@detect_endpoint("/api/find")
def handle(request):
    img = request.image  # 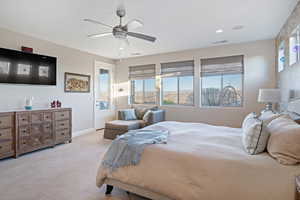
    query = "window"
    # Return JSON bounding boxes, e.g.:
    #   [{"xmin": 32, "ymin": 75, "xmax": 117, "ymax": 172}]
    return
[
  {"xmin": 97, "ymin": 69, "xmax": 110, "ymax": 110},
  {"xmin": 129, "ymin": 64, "xmax": 156, "ymax": 104},
  {"xmin": 278, "ymin": 41, "xmax": 285, "ymax": 72},
  {"xmin": 161, "ymin": 60, "xmax": 194, "ymax": 105},
  {"xmin": 131, "ymin": 79, "xmax": 156, "ymax": 104},
  {"xmin": 289, "ymin": 26, "xmax": 300, "ymax": 66},
  {"xmin": 201, "ymin": 55, "xmax": 244, "ymax": 107}
]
